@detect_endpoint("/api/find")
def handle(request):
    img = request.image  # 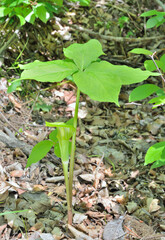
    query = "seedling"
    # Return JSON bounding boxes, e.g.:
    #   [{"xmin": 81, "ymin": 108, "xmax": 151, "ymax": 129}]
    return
[
  {"xmin": 14, "ymin": 40, "xmax": 159, "ymax": 224},
  {"xmin": 129, "ymin": 48, "xmax": 165, "ymax": 169}
]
